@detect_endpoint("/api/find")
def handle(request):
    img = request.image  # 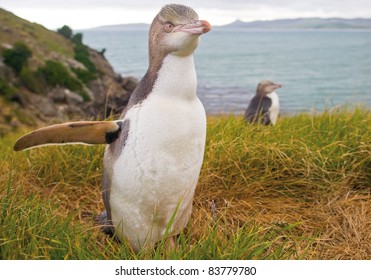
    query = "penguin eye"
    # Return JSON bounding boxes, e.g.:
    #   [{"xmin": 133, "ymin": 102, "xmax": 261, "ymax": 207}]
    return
[{"xmin": 164, "ymin": 22, "xmax": 175, "ymax": 33}]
